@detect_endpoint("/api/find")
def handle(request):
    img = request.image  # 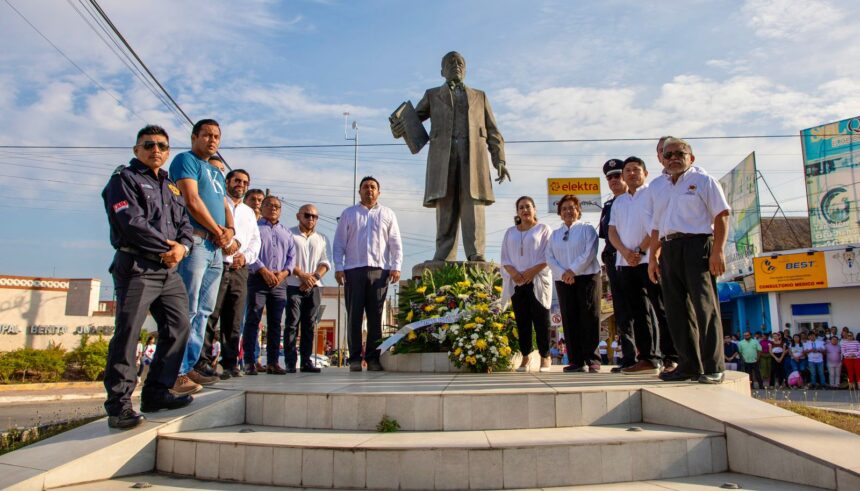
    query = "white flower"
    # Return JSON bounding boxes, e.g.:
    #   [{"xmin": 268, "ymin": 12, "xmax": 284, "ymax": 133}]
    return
[{"xmin": 471, "ymin": 333, "xmax": 478, "ymax": 340}]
